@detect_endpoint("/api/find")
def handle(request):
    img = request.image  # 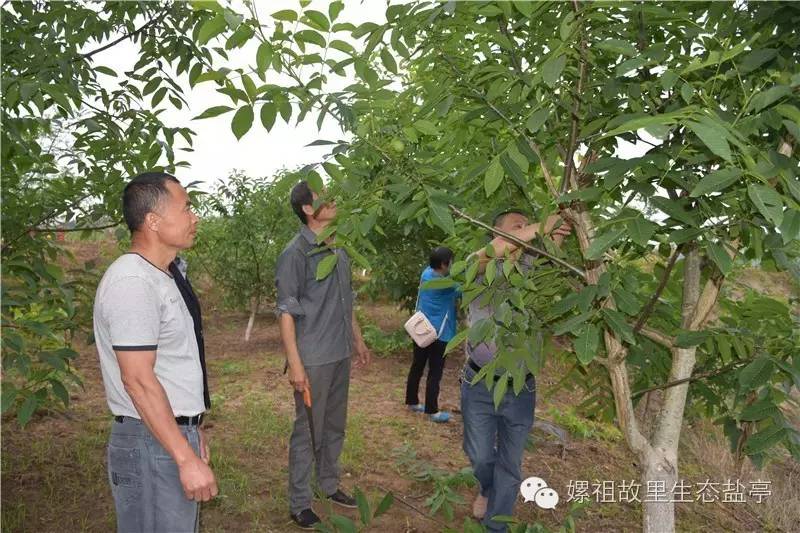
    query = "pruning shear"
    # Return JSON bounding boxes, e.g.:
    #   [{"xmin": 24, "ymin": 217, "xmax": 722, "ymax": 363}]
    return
[{"xmin": 303, "ymin": 383, "xmax": 317, "ymax": 457}]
